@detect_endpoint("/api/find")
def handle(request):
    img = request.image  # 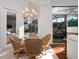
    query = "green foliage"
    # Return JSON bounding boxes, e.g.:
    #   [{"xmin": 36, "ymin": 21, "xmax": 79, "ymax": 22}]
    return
[
  {"xmin": 24, "ymin": 19, "xmax": 38, "ymax": 33},
  {"xmin": 68, "ymin": 18, "xmax": 78, "ymax": 27}
]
